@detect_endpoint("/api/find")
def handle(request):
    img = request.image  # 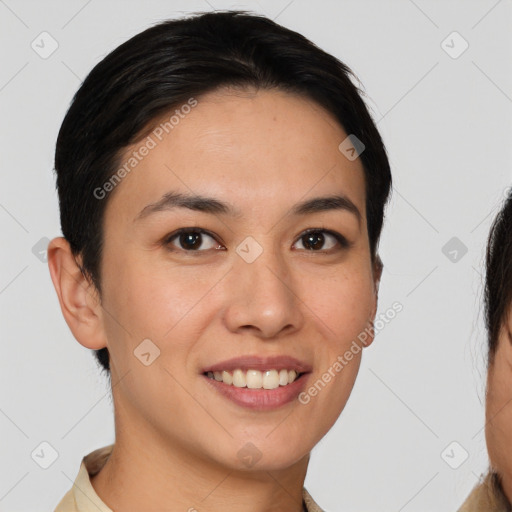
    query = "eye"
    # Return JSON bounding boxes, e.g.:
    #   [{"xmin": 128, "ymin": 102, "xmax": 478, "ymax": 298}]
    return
[
  {"xmin": 164, "ymin": 228, "xmax": 224, "ymax": 253},
  {"xmin": 163, "ymin": 227, "xmax": 350, "ymax": 254},
  {"xmin": 293, "ymin": 229, "xmax": 350, "ymax": 252}
]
